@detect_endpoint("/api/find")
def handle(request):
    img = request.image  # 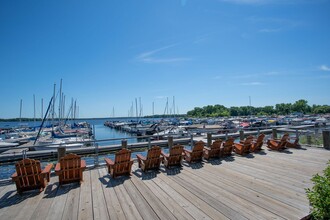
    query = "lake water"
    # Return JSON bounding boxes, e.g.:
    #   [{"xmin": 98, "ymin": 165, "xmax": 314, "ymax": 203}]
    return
[{"xmin": 0, "ymin": 118, "xmax": 172, "ymax": 180}]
